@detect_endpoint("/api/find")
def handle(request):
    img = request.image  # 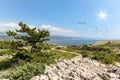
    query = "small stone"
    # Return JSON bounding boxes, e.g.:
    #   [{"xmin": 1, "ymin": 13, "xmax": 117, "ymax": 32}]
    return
[
  {"xmin": 50, "ymin": 76, "xmax": 59, "ymax": 80},
  {"xmin": 39, "ymin": 75, "xmax": 49, "ymax": 80},
  {"xmin": 30, "ymin": 76, "xmax": 40, "ymax": 80},
  {"xmin": 109, "ymin": 73, "xmax": 117, "ymax": 78}
]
